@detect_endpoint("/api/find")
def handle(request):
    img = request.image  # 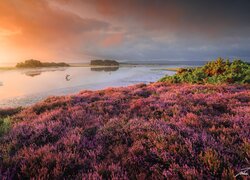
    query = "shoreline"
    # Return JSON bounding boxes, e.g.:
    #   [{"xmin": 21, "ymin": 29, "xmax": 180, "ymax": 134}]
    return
[
  {"xmin": 0, "ymin": 65, "xmax": 178, "ymax": 108},
  {"xmin": 0, "ymin": 58, "xmax": 249, "ymax": 178},
  {"xmin": 0, "ymin": 64, "xmax": 180, "ymax": 71}
]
